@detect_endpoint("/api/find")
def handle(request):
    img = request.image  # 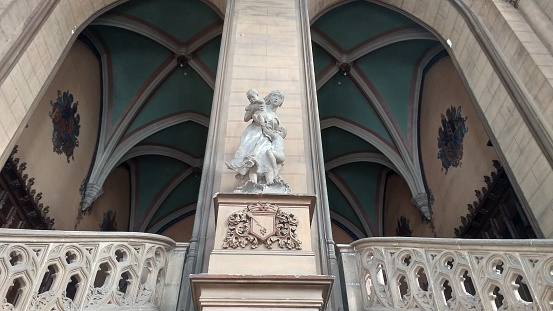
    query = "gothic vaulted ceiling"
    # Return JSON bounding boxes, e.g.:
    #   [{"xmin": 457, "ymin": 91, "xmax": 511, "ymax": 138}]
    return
[
  {"xmin": 84, "ymin": 0, "xmax": 222, "ymax": 232},
  {"xmin": 312, "ymin": 1, "xmax": 446, "ymax": 238}
]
